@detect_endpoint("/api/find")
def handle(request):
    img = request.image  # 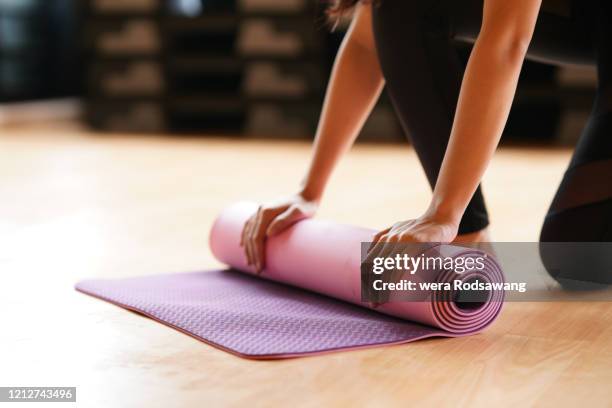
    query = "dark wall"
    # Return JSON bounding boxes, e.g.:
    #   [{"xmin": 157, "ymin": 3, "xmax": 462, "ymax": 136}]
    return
[{"xmin": 0, "ymin": 0, "xmax": 79, "ymax": 102}]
